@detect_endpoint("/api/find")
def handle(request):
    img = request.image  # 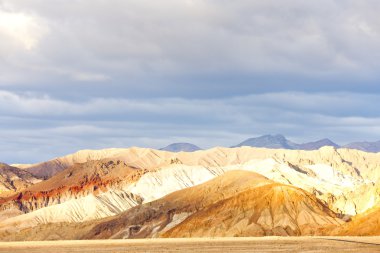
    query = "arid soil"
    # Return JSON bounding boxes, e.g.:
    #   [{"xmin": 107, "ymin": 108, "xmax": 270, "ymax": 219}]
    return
[{"xmin": 0, "ymin": 237, "xmax": 378, "ymax": 253}]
